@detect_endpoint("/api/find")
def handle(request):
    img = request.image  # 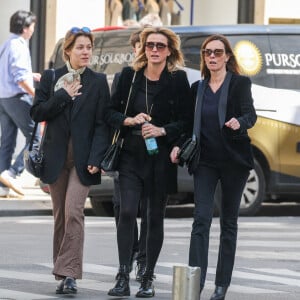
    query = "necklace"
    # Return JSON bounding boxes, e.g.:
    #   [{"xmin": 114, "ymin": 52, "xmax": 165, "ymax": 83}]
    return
[{"xmin": 145, "ymin": 76, "xmax": 153, "ymax": 117}]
